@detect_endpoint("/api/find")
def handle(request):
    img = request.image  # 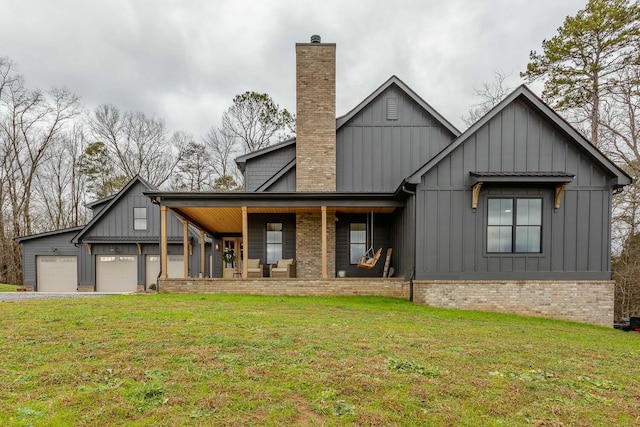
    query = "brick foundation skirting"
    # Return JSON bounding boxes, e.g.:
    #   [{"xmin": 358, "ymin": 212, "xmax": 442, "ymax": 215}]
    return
[
  {"xmin": 413, "ymin": 280, "xmax": 614, "ymax": 327},
  {"xmin": 159, "ymin": 278, "xmax": 409, "ymax": 299}
]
